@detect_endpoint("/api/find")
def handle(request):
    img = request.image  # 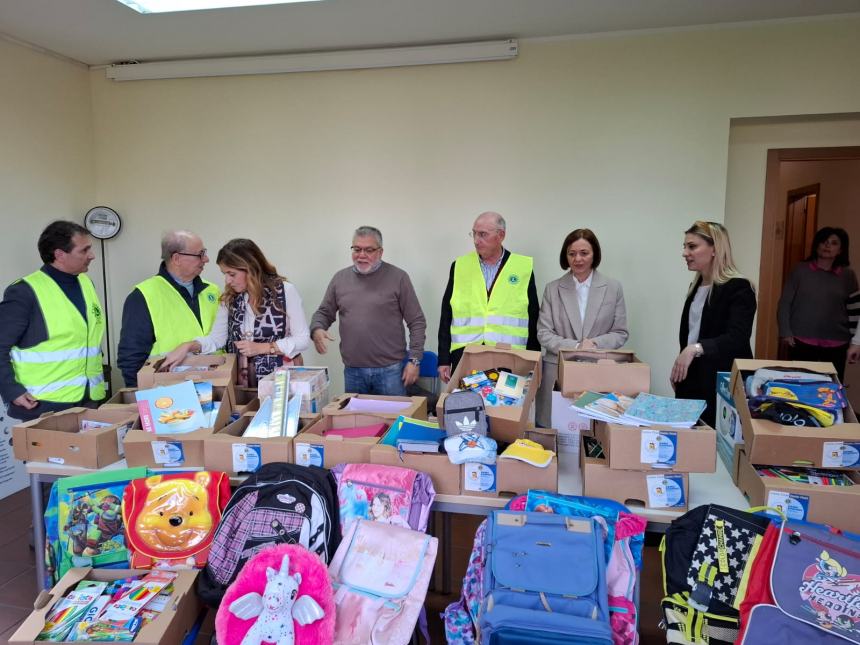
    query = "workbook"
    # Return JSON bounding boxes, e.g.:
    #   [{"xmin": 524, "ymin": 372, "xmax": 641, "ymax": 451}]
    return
[
  {"xmin": 136, "ymin": 381, "xmax": 206, "ymax": 434},
  {"xmin": 621, "ymin": 393, "xmax": 705, "ymax": 428},
  {"xmin": 396, "ymin": 423, "xmax": 446, "ymax": 453}
]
